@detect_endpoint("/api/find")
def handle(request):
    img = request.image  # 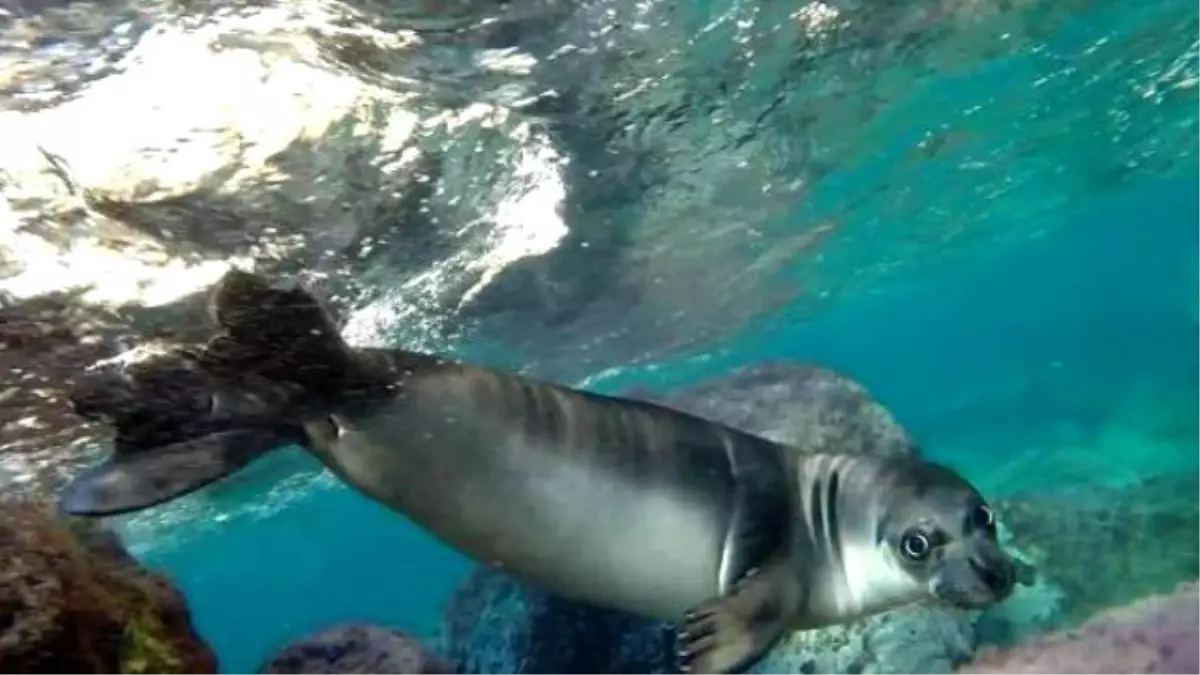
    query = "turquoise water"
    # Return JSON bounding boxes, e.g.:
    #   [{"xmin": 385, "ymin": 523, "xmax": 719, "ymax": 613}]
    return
[
  {"xmin": 137, "ymin": 472, "xmax": 474, "ymax": 670},
  {"xmin": 122, "ymin": 174, "xmax": 1198, "ymax": 673}
]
